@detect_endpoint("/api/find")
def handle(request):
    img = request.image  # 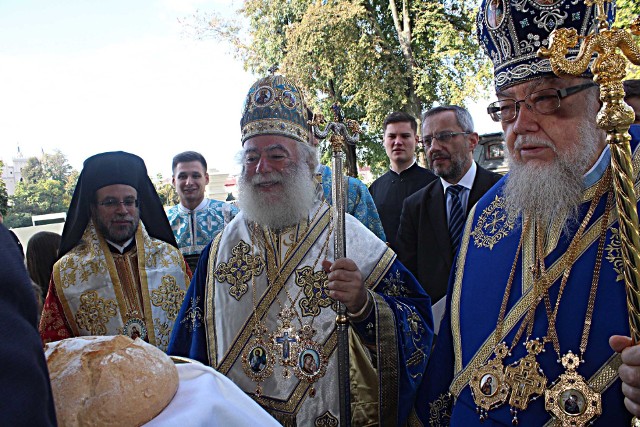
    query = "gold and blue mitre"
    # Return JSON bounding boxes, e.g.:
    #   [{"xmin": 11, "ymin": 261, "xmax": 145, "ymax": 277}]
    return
[
  {"xmin": 476, "ymin": 0, "xmax": 616, "ymax": 91},
  {"xmin": 240, "ymin": 74, "xmax": 309, "ymax": 145}
]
